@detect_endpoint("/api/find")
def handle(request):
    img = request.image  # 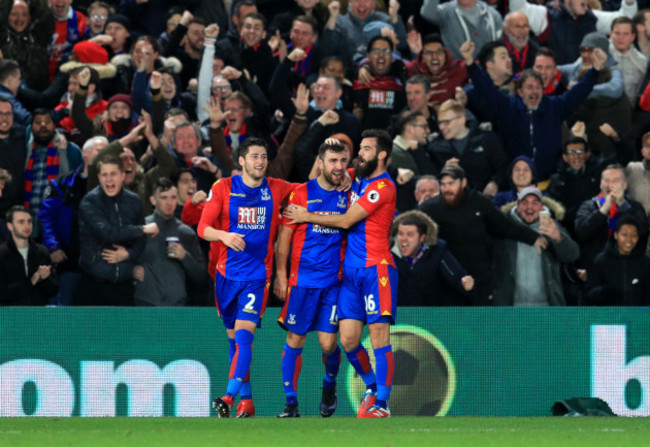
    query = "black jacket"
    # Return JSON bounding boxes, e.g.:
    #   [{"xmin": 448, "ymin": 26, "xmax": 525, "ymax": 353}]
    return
[
  {"xmin": 427, "ymin": 126, "xmax": 509, "ymax": 191},
  {"xmin": 547, "ymin": 159, "xmax": 603, "ymax": 237},
  {"xmin": 78, "ymin": 186, "xmax": 146, "ymax": 282},
  {"xmin": 574, "ymin": 195, "xmax": 648, "ymax": 268},
  {"xmin": 586, "ymin": 240, "xmax": 650, "ymax": 306},
  {"xmin": 393, "ymin": 238, "xmax": 471, "ymax": 306},
  {"xmin": 0, "ymin": 238, "xmax": 58, "ymax": 305},
  {"xmin": 419, "ymin": 189, "xmax": 539, "ymax": 302}
]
